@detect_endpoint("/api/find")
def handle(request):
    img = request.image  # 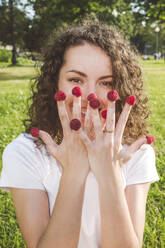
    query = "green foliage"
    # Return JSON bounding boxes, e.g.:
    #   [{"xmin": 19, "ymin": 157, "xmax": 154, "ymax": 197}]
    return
[
  {"xmin": 0, "ymin": 1, "xmax": 30, "ymax": 48},
  {"xmin": 0, "ymin": 62, "xmax": 164, "ymax": 247},
  {"xmin": 25, "ymin": 0, "xmax": 135, "ymax": 51},
  {"xmin": 0, "ymin": 49, "xmax": 11, "ymax": 62},
  {"xmin": 0, "ymin": 0, "xmax": 164, "ymax": 54},
  {"xmin": 17, "ymin": 57, "xmax": 35, "ymax": 65},
  {"xmin": 132, "ymin": 0, "xmax": 165, "ymax": 24},
  {"xmin": 25, "ymin": 0, "xmax": 165, "ymax": 53}
]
